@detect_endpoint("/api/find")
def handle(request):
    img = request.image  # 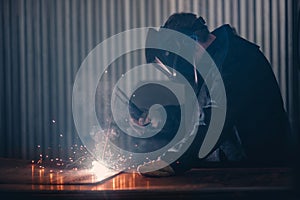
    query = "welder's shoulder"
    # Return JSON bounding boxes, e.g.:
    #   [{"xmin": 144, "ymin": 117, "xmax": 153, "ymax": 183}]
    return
[
  {"xmin": 214, "ymin": 24, "xmax": 260, "ymax": 54},
  {"xmin": 228, "ymin": 27, "xmax": 258, "ymax": 48}
]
